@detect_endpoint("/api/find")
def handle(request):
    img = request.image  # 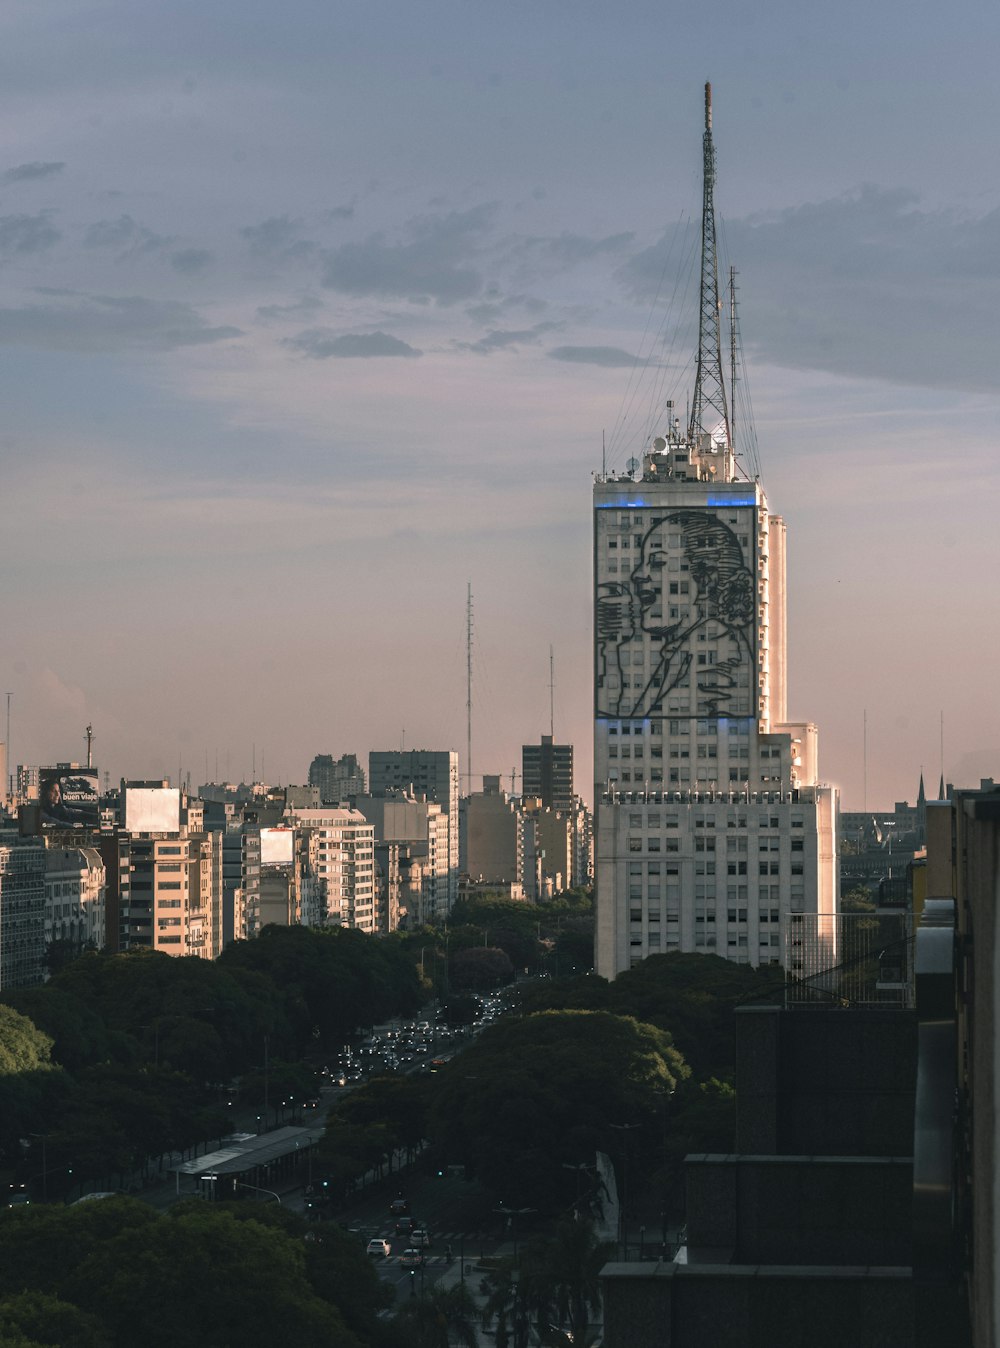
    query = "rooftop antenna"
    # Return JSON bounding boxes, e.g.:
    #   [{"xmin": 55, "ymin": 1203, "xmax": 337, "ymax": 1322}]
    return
[
  {"xmin": 5, "ymin": 693, "xmax": 10, "ymax": 802},
  {"xmin": 939, "ymin": 710, "xmax": 945, "ymax": 798},
  {"xmin": 549, "ymin": 645, "xmax": 555, "ymax": 739},
  {"xmin": 602, "ymin": 429, "xmax": 606, "ymax": 478},
  {"xmin": 729, "ymin": 265, "xmax": 737, "ymax": 457},
  {"xmin": 688, "ymin": 82, "xmax": 731, "ymax": 458},
  {"xmin": 85, "ymin": 723, "xmax": 94, "ymax": 770},
  {"xmin": 466, "ymin": 582, "xmax": 473, "ymax": 796}
]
